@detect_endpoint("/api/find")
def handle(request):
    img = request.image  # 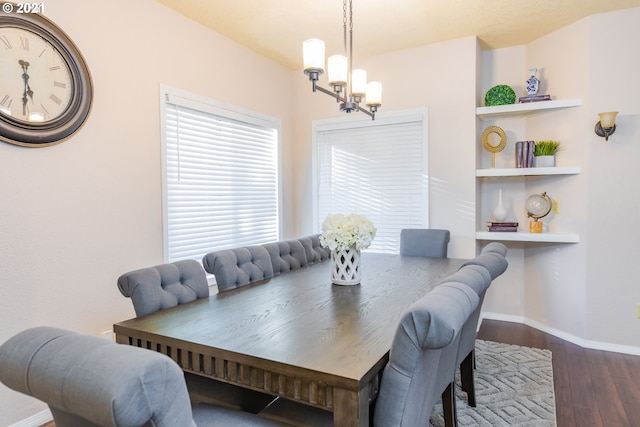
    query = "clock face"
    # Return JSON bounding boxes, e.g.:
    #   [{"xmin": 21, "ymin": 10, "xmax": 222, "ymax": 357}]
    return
[
  {"xmin": 0, "ymin": 26, "xmax": 74, "ymax": 123},
  {"xmin": 0, "ymin": 11, "xmax": 92, "ymax": 147}
]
